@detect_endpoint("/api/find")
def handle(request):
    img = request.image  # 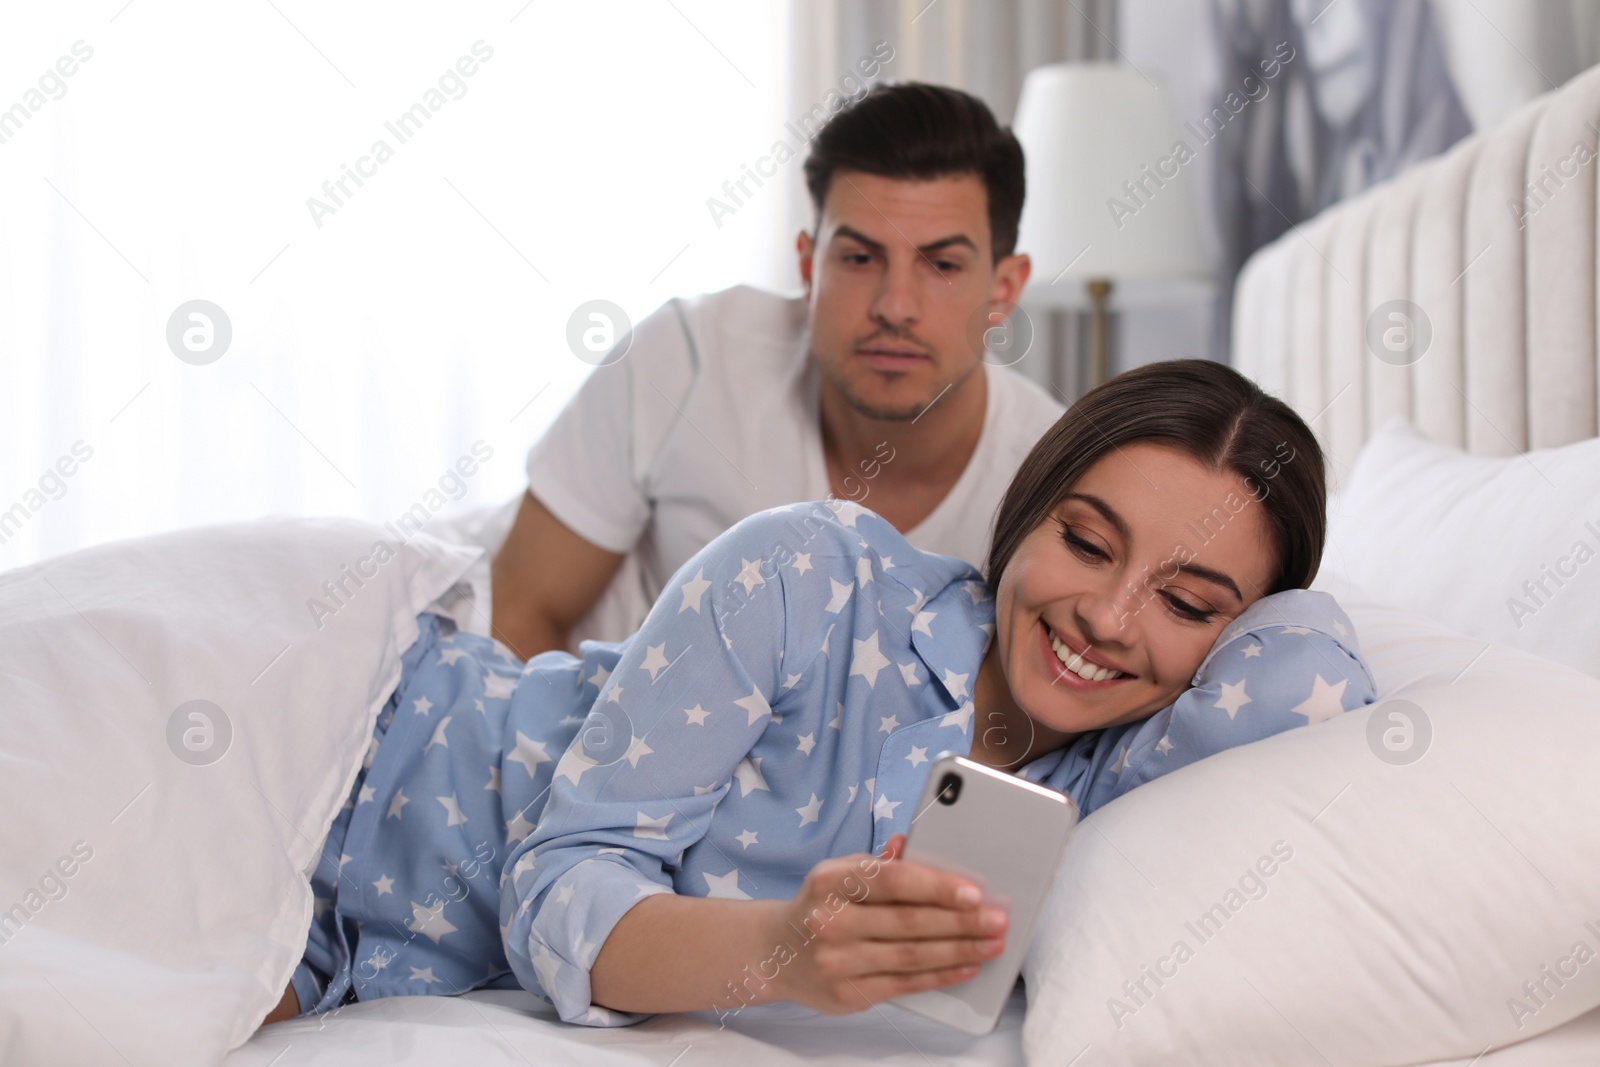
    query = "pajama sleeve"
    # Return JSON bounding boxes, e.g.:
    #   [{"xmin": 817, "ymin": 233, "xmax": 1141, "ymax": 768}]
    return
[
  {"xmin": 498, "ymin": 508, "xmax": 799, "ymax": 1026},
  {"xmin": 1044, "ymin": 588, "xmax": 1377, "ymax": 817}
]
